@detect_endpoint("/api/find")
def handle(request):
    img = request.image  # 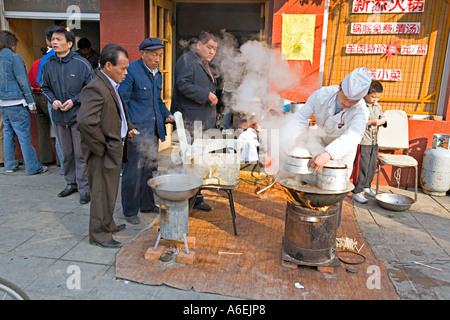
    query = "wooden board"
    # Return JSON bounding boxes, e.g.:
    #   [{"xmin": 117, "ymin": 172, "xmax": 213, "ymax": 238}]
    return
[{"xmin": 115, "ymin": 179, "xmax": 400, "ymax": 300}]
